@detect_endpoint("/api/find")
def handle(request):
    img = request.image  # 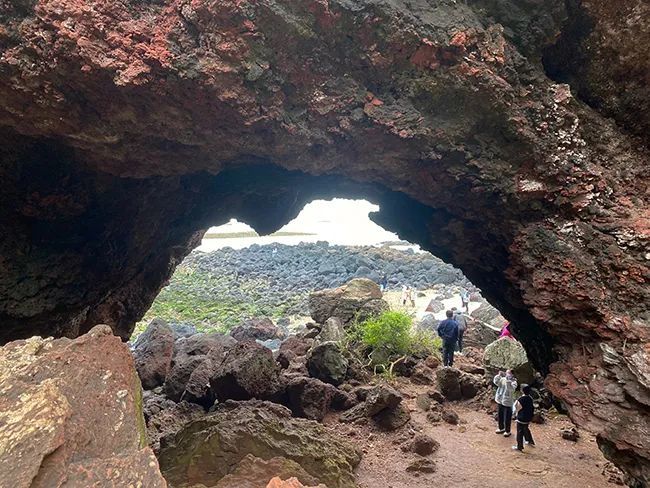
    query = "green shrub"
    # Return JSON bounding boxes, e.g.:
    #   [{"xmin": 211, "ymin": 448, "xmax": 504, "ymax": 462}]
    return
[
  {"xmin": 348, "ymin": 310, "xmax": 442, "ymax": 369},
  {"xmin": 362, "ymin": 310, "xmax": 412, "ymax": 358}
]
